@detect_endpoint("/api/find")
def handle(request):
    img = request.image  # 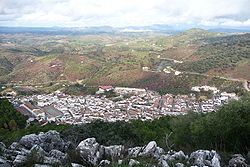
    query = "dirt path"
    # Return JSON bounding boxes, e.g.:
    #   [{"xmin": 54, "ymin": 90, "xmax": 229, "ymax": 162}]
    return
[{"xmin": 243, "ymin": 81, "xmax": 250, "ymax": 91}]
